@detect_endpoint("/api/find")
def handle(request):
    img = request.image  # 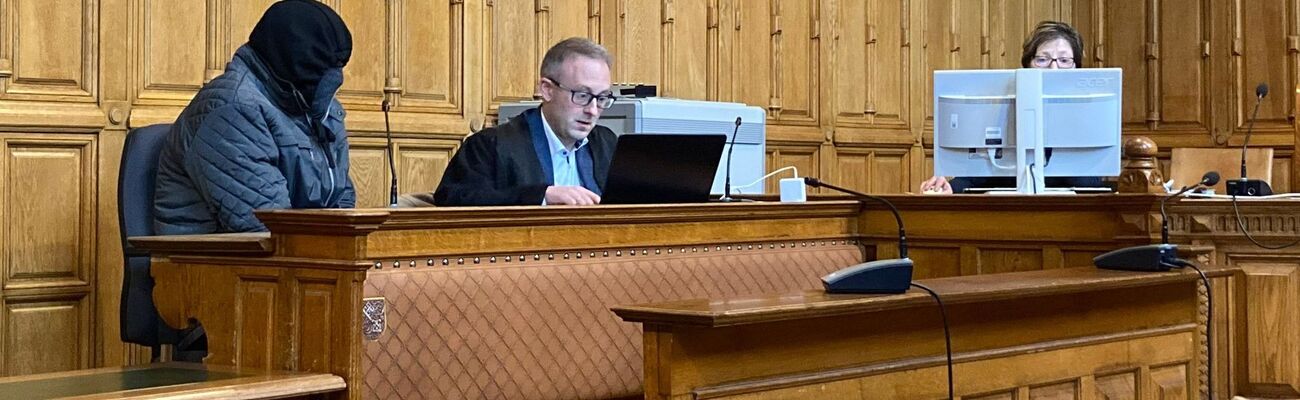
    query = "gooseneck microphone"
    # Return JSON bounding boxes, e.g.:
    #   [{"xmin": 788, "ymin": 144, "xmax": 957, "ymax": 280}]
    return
[
  {"xmin": 804, "ymin": 177, "xmax": 952, "ymax": 400},
  {"xmin": 382, "ymin": 100, "xmax": 398, "ymax": 207},
  {"xmin": 1097, "ymin": 171, "xmax": 1221, "ymax": 400},
  {"xmin": 718, "ymin": 117, "xmax": 743, "ymax": 201},
  {"xmin": 1094, "ymin": 170, "xmax": 1218, "ymax": 271},
  {"xmin": 1161, "ymin": 171, "xmax": 1220, "ymax": 244},
  {"xmin": 1241, "ymin": 83, "xmax": 1267, "ymax": 179},
  {"xmin": 803, "ymin": 177, "xmax": 911, "ymax": 292},
  {"xmin": 1229, "ymin": 83, "xmax": 1272, "ymax": 196}
]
